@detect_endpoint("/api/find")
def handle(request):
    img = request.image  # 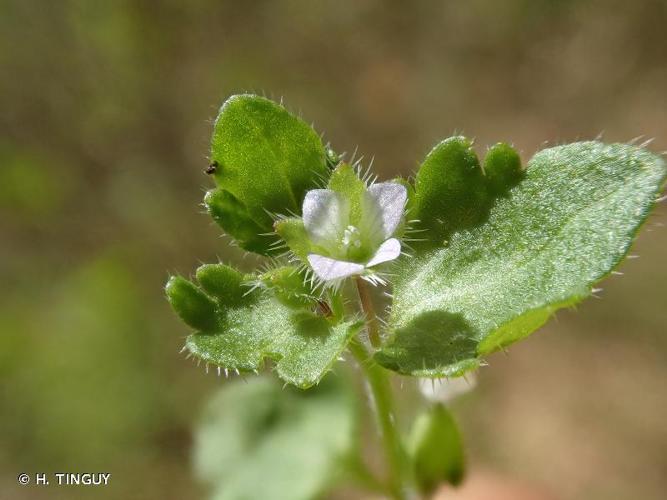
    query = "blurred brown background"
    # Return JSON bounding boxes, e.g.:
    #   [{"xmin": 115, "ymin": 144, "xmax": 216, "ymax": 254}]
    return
[{"xmin": 1, "ymin": 1, "xmax": 665, "ymax": 499}]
